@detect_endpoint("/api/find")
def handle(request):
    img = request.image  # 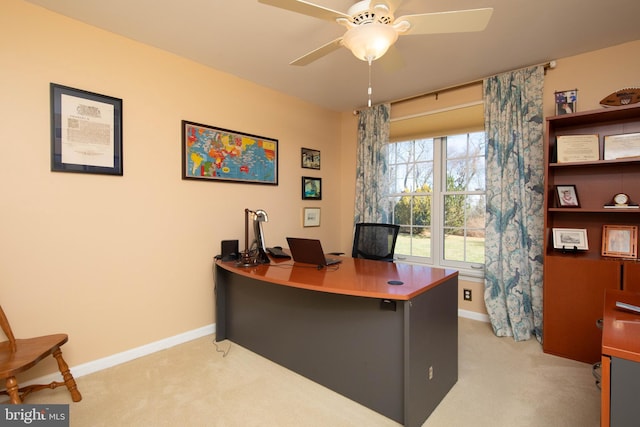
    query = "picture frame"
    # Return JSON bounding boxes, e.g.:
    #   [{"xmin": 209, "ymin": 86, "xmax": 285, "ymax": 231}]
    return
[
  {"xmin": 555, "ymin": 134, "xmax": 599, "ymax": 163},
  {"xmin": 552, "ymin": 228, "xmax": 589, "ymax": 250},
  {"xmin": 303, "ymin": 207, "xmax": 321, "ymax": 227},
  {"xmin": 301, "ymin": 147, "xmax": 320, "ymax": 170},
  {"xmin": 50, "ymin": 83, "xmax": 123, "ymax": 175},
  {"xmin": 181, "ymin": 120, "xmax": 278, "ymax": 185},
  {"xmin": 555, "ymin": 89, "xmax": 577, "ymax": 116},
  {"xmin": 302, "ymin": 176, "xmax": 321, "ymax": 200},
  {"xmin": 555, "ymin": 185, "xmax": 580, "ymax": 207},
  {"xmin": 603, "ymin": 132, "xmax": 640, "ymax": 160},
  {"xmin": 601, "ymin": 225, "xmax": 638, "ymax": 258}
]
